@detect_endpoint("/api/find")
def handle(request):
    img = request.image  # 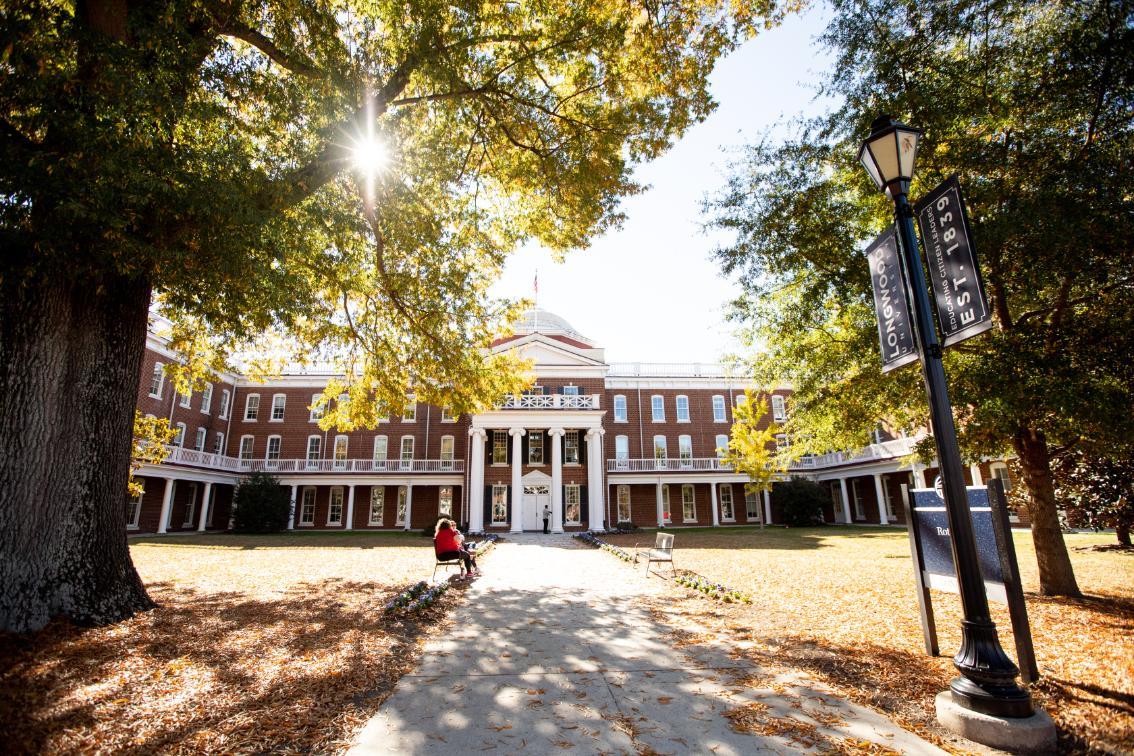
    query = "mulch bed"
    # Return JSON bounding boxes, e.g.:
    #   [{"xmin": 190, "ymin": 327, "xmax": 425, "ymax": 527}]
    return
[
  {"xmin": 0, "ymin": 533, "xmax": 472, "ymax": 754},
  {"xmin": 604, "ymin": 527, "xmax": 1134, "ymax": 754}
]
